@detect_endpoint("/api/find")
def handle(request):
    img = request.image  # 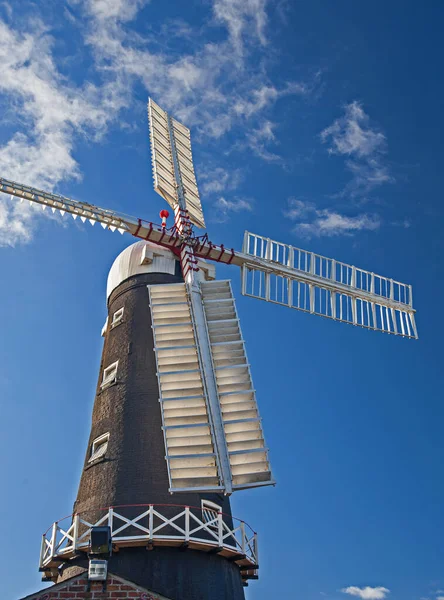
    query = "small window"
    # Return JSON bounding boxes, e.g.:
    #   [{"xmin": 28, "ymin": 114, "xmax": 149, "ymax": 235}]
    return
[
  {"xmin": 101, "ymin": 361, "xmax": 118, "ymax": 389},
  {"xmin": 111, "ymin": 307, "xmax": 124, "ymax": 328},
  {"xmin": 89, "ymin": 433, "xmax": 109, "ymax": 463},
  {"xmin": 201, "ymin": 500, "xmax": 221, "ymax": 530}
]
